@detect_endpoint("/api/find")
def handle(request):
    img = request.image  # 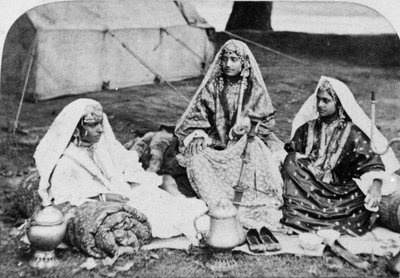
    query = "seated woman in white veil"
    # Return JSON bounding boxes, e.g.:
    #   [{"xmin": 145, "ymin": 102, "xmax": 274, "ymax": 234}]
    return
[
  {"xmin": 34, "ymin": 98, "xmax": 207, "ymax": 243},
  {"xmin": 175, "ymin": 40, "xmax": 285, "ymax": 231}
]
